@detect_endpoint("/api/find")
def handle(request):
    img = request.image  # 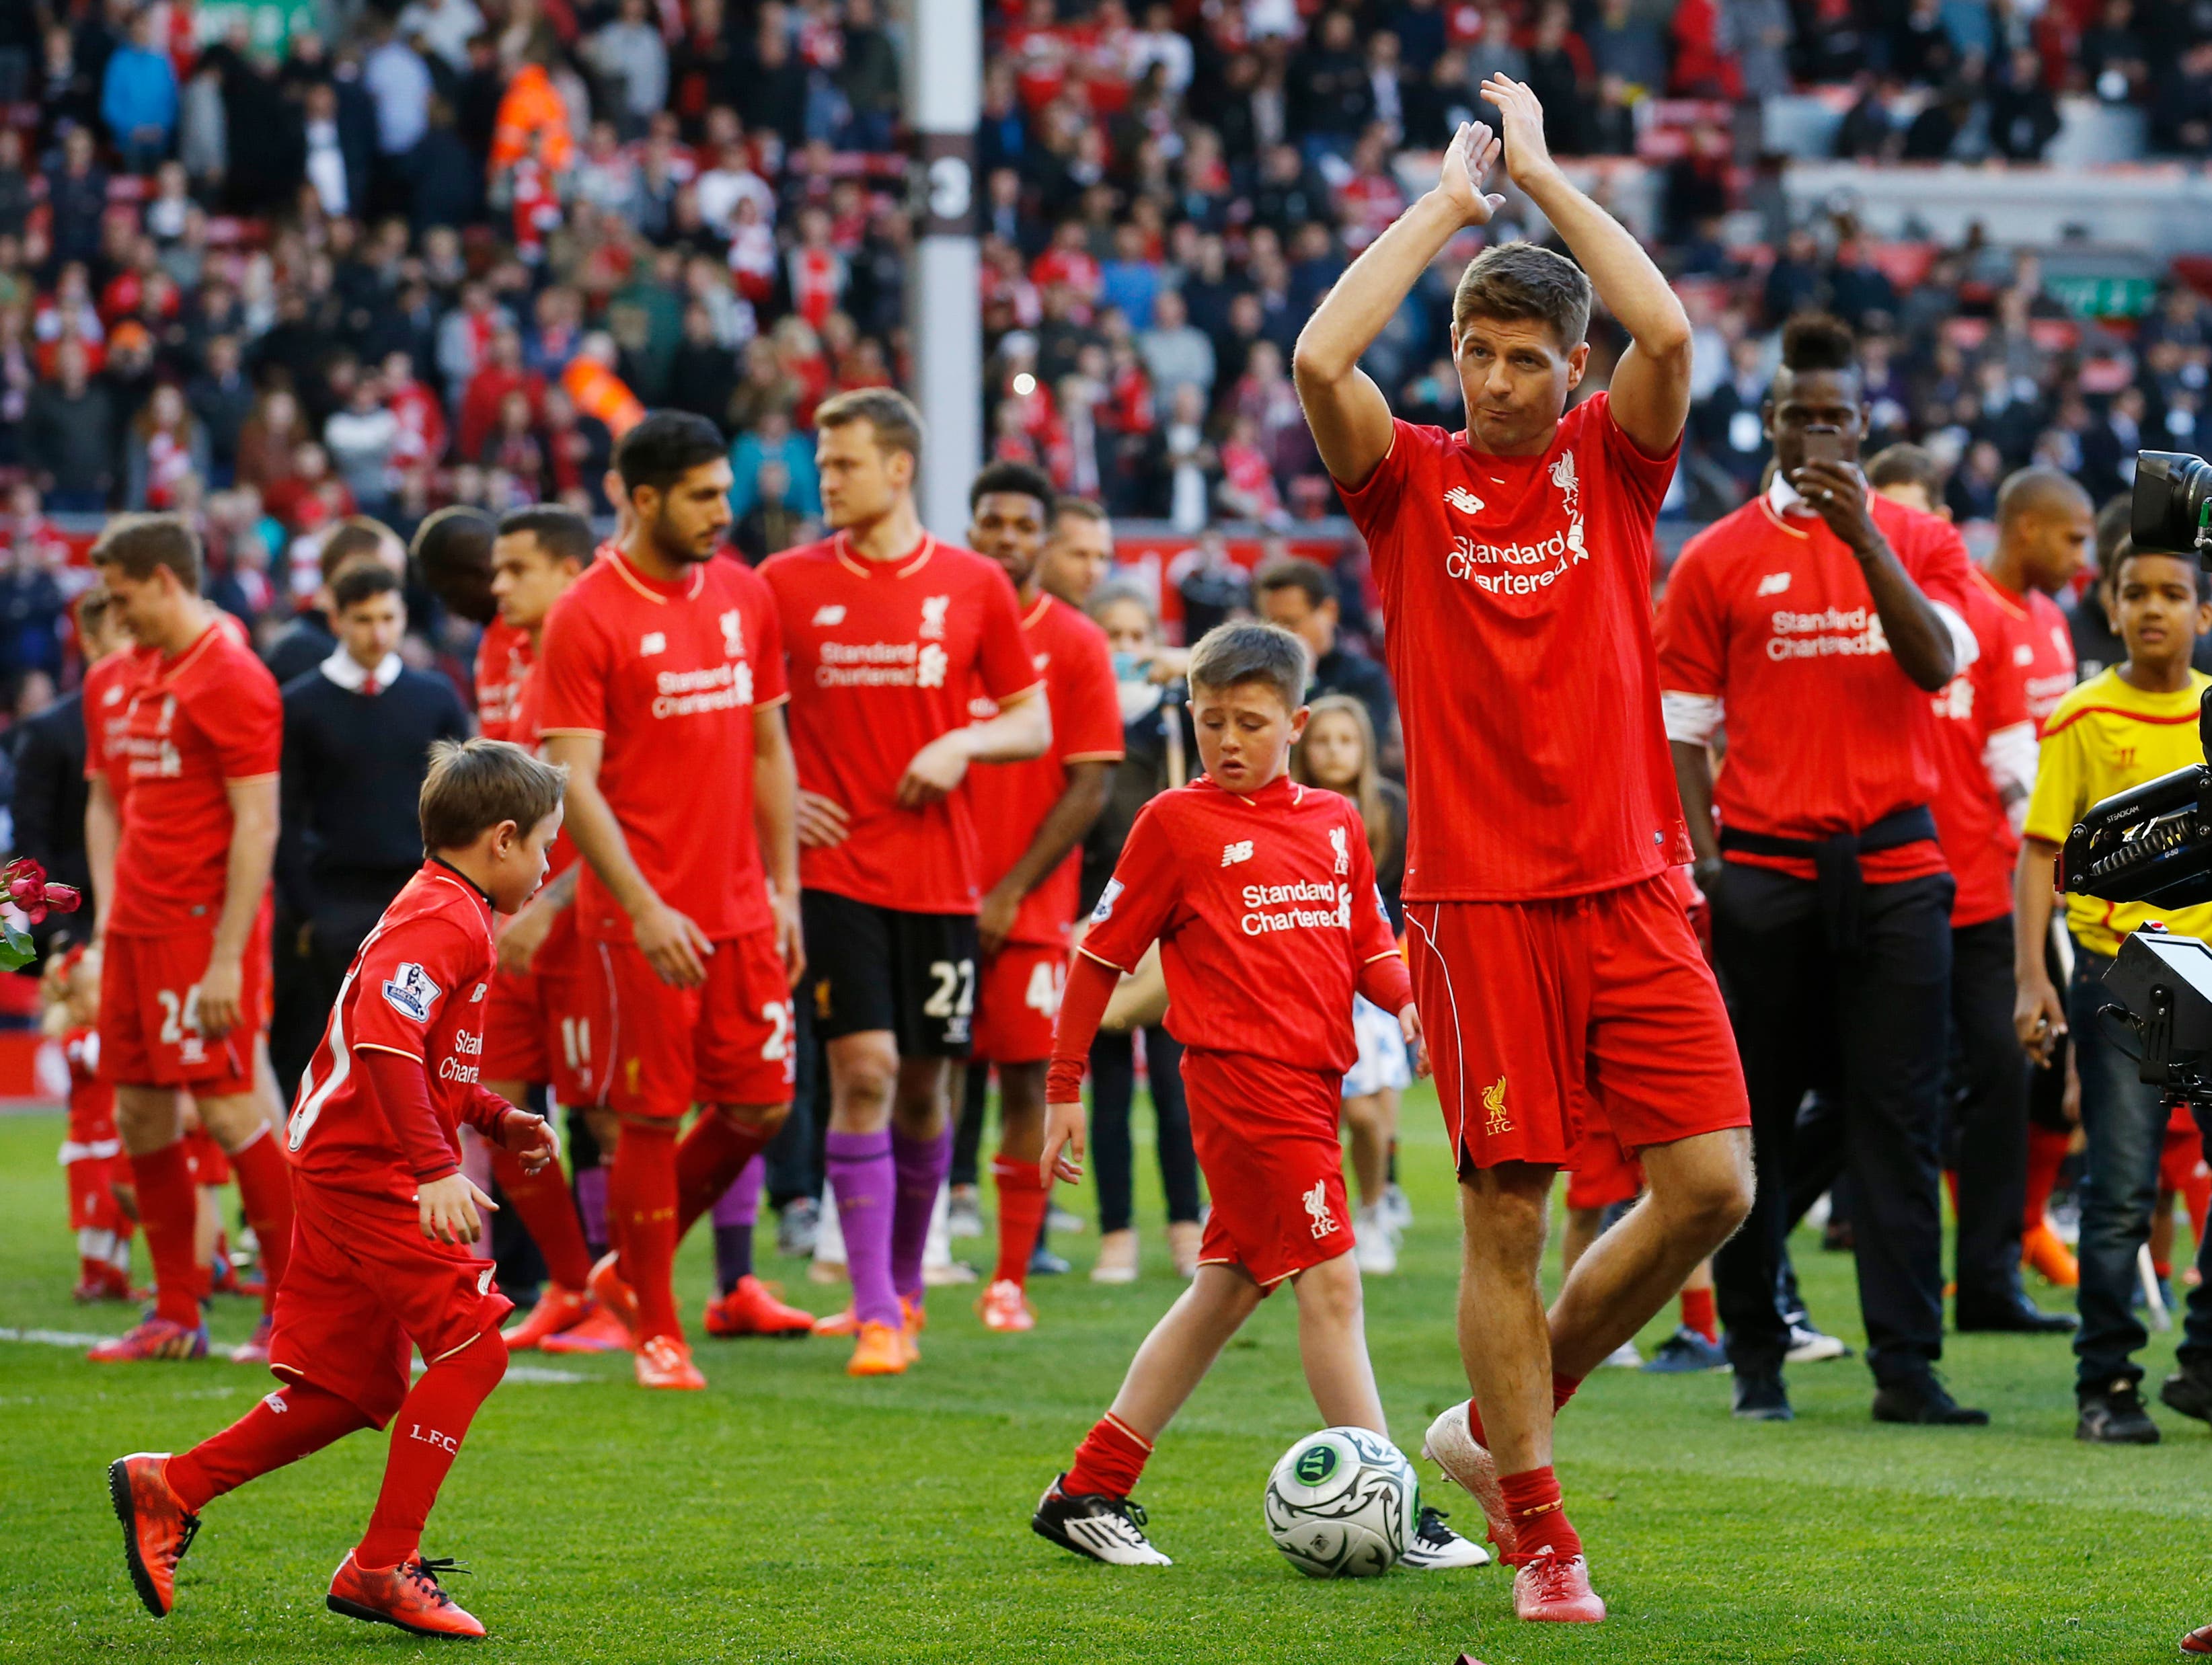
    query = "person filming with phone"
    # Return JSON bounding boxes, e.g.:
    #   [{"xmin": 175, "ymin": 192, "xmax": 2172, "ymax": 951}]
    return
[{"xmin": 1654, "ymin": 313, "xmax": 1990, "ymax": 1425}]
